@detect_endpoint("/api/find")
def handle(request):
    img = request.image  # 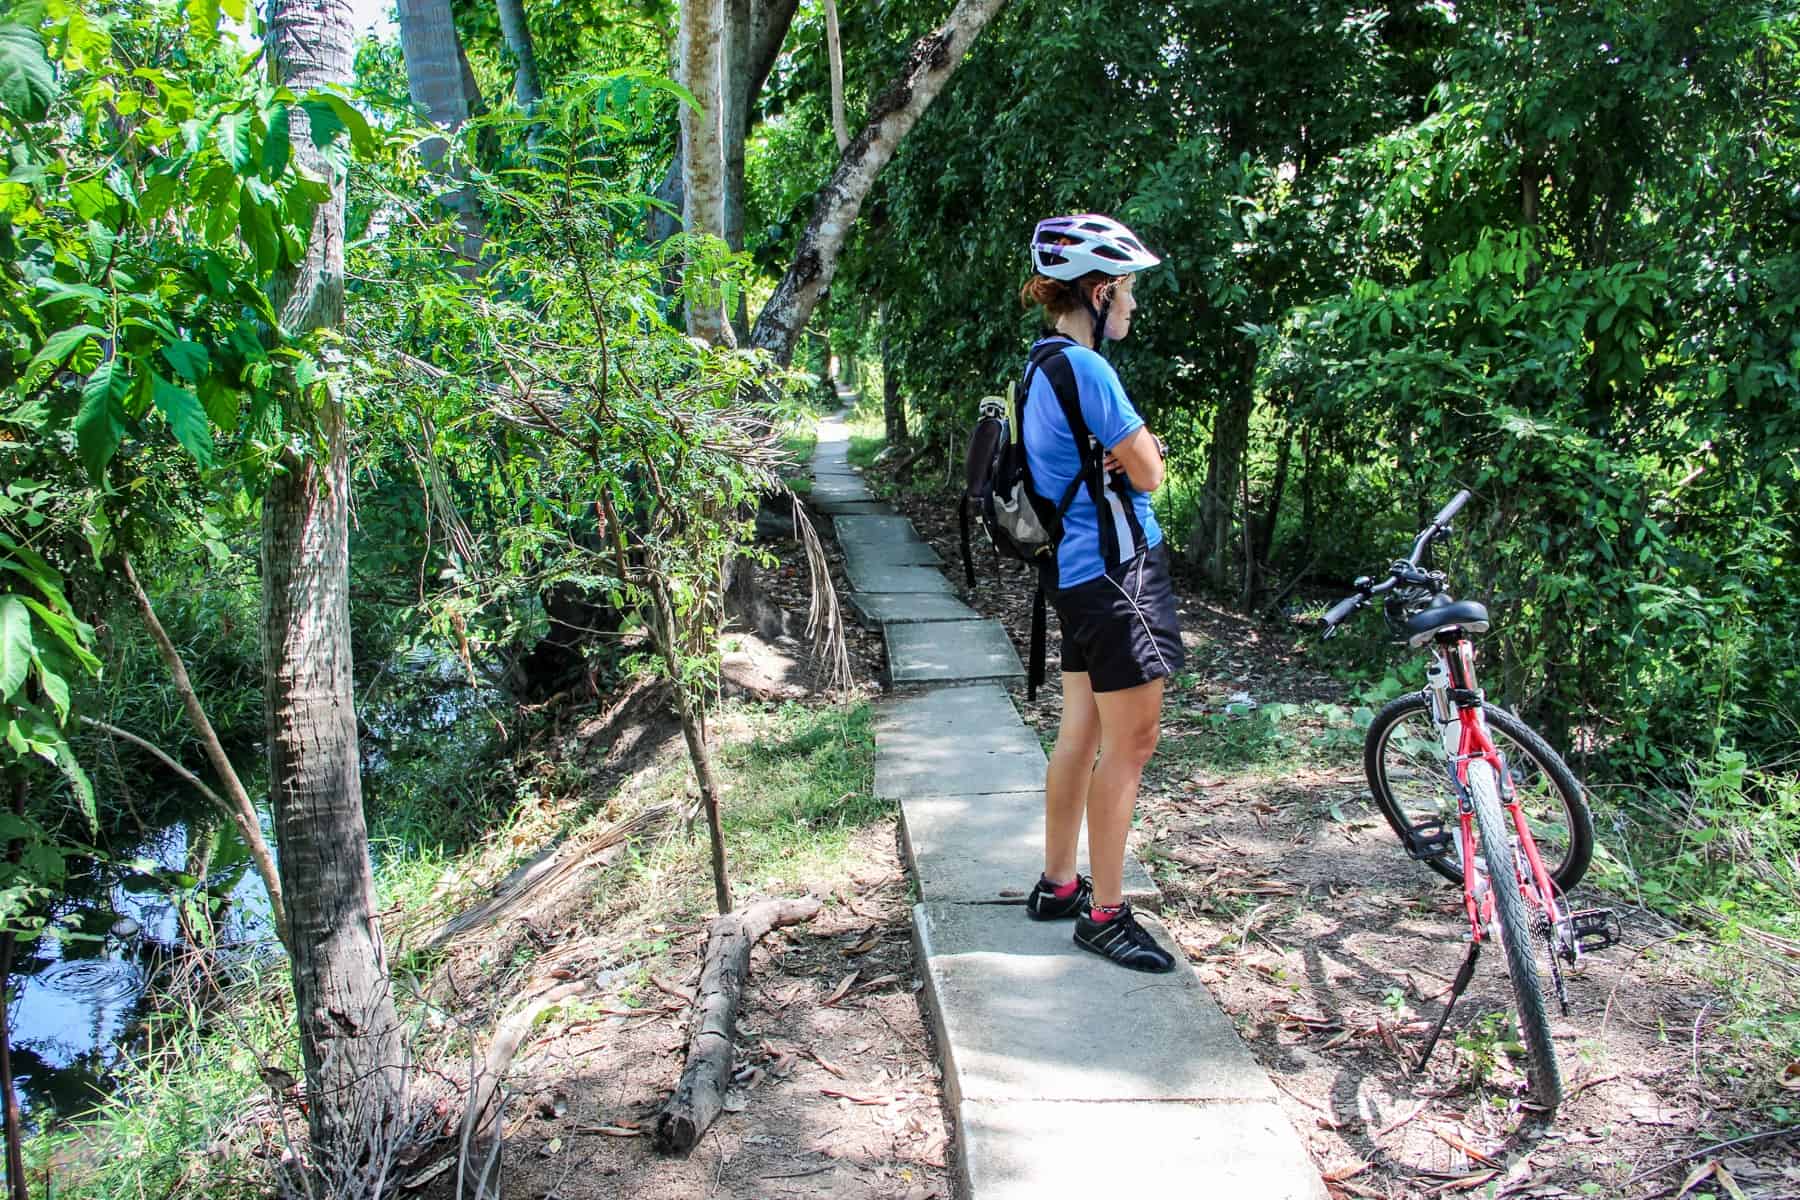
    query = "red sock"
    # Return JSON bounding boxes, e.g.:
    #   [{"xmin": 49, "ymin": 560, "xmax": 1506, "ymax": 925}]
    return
[
  {"xmin": 1044, "ymin": 874, "xmax": 1081, "ymax": 900},
  {"xmin": 1088, "ymin": 902, "xmax": 1125, "ymax": 923}
]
